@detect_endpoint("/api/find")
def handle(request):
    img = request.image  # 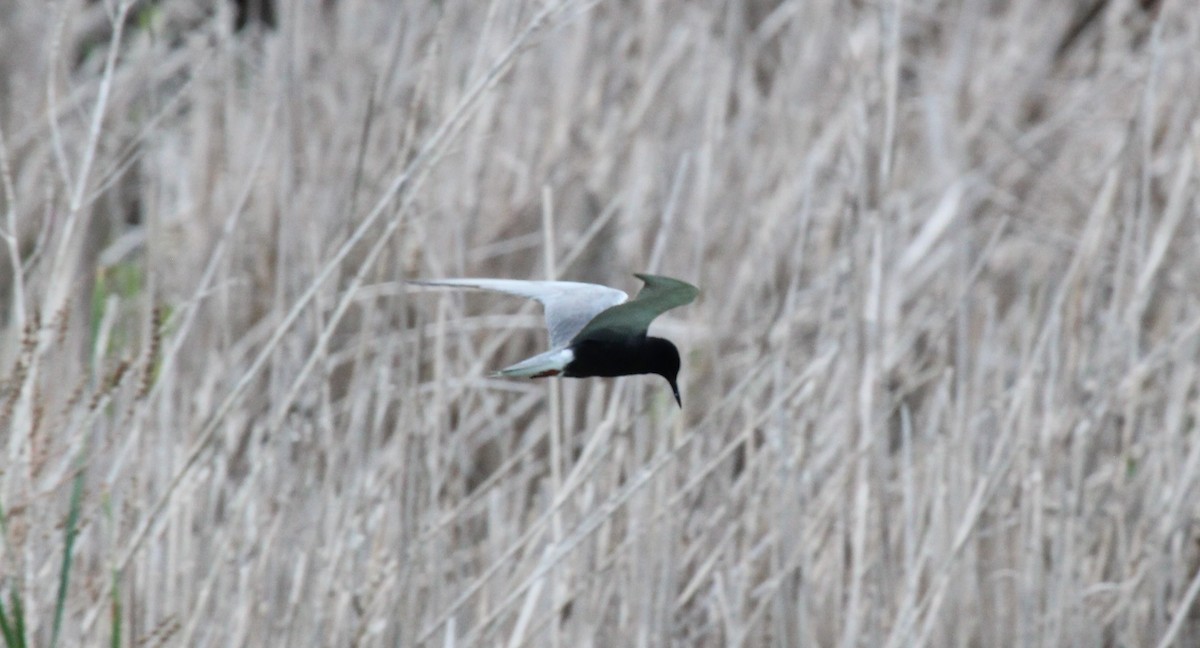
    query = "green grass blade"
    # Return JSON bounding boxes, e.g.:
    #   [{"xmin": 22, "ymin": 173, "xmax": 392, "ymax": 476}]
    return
[
  {"xmin": 0, "ymin": 497, "xmax": 24, "ymax": 648},
  {"xmin": 0, "ymin": 593, "xmax": 18, "ymax": 648},
  {"xmin": 0, "ymin": 586, "xmax": 26, "ymax": 648},
  {"xmin": 0, "ymin": 601, "xmax": 11, "ymax": 647},
  {"xmin": 12, "ymin": 591, "xmax": 24, "ymax": 648},
  {"xmin": 108, "ymin": 574, "xmax": 121, "ymax": 648},
  {"xmin": 50, "ymin": 463, "xmax": 86, "ymax": 648},
  {"xmin": 106, "ymin": 494, "xmax": 121, "ymax": 648}
]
